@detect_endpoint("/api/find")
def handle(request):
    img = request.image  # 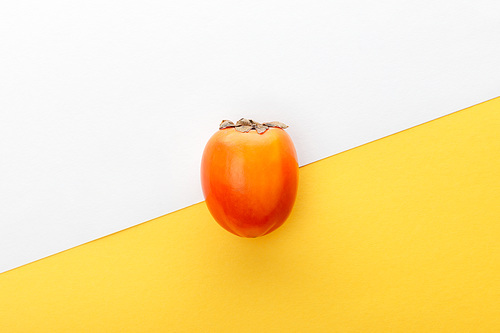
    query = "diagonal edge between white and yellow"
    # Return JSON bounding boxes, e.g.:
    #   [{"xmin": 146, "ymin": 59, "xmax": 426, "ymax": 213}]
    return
[{"xmin": 0, "ymin": 97, "xmax": 499, "ymax": 332}]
